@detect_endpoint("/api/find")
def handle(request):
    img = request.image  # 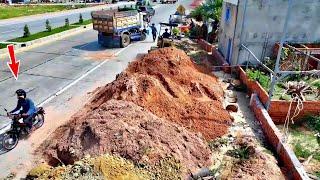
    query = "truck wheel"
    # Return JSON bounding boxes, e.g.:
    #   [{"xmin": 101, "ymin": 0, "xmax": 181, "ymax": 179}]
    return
[
  {"xmin": 121, "ymin": 34, "xmax": 130, "ymax": 48},
  {"xmin": 140, "ymin": 33, "xmax": 147, "ymax": 41}
]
